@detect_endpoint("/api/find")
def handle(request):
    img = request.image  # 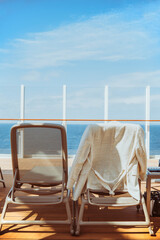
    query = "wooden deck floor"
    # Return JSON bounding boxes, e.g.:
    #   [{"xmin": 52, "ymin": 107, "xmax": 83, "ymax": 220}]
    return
[{"xmin": 1, "ymin": 173, "xmax": 160, "ymax": 240}]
